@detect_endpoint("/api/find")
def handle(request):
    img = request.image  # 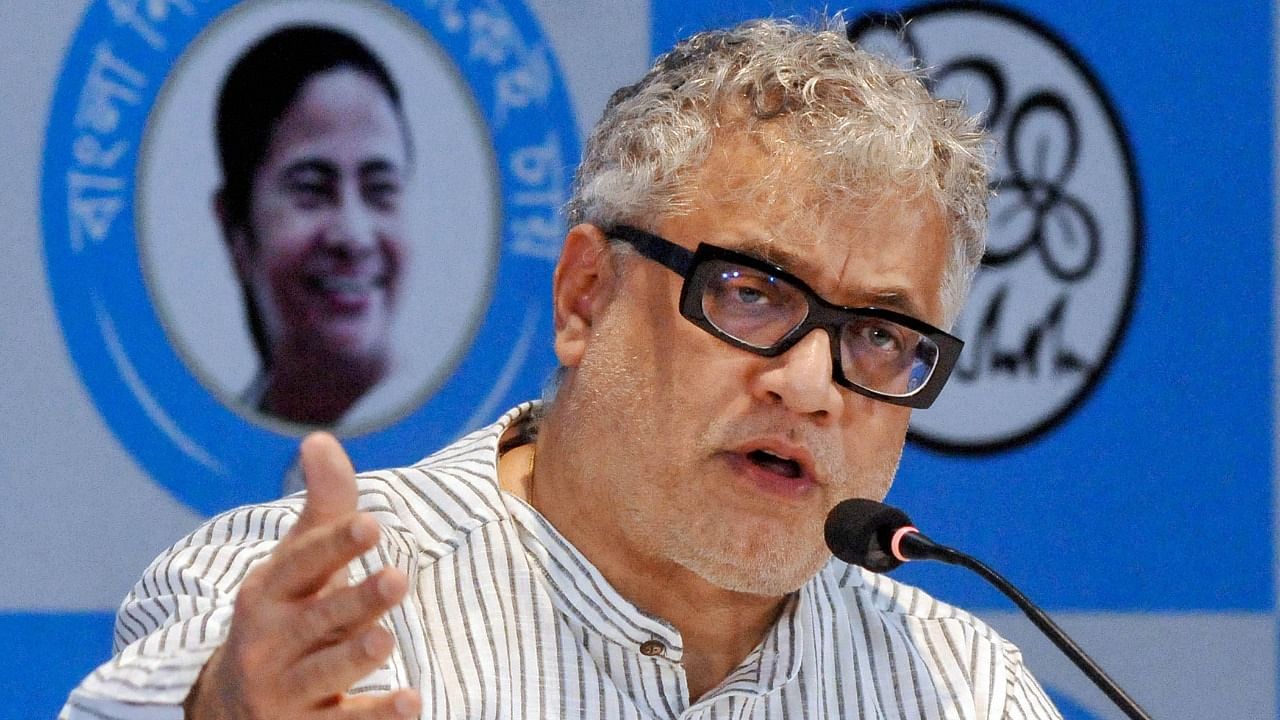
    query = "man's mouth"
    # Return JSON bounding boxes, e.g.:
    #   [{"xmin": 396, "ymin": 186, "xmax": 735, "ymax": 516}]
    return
[
  {"xmin": 726, "ymin": 444, "xmax": 819, "ymax": 502},
  {"xmin": 745, "ymin": 449, "xmax": 803, "ymax": 479}
]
